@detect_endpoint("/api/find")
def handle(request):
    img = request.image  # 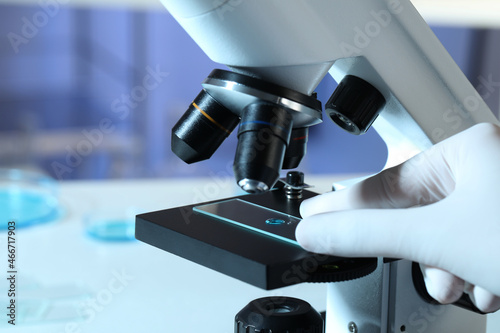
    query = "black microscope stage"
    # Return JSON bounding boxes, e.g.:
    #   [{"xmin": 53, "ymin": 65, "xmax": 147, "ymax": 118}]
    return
[{"xmin": 135, "ymin": 186, "xmax": 377, "ymax": 290}]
